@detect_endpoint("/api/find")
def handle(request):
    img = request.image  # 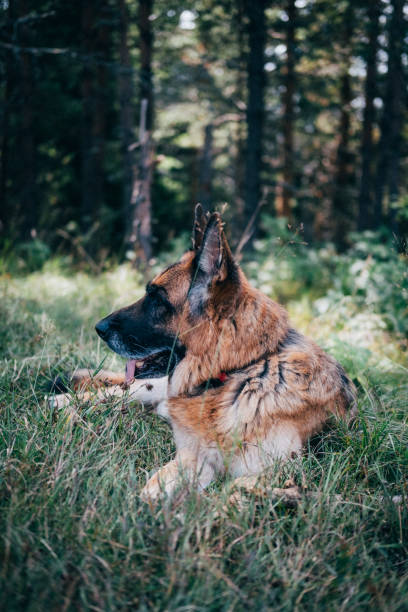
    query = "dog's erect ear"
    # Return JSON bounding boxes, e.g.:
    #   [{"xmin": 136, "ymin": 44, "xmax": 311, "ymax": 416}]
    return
[
  {"xmin": 192, "ymin": 203, "xmax": 208, "ymax": 250},
  {"xmin": 196, "ymin": 212, "xmax": 225, "ymax": 276},
  {"xmin": 189, "ymin": 212, "xmax": 237, "ymax": 314}
]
